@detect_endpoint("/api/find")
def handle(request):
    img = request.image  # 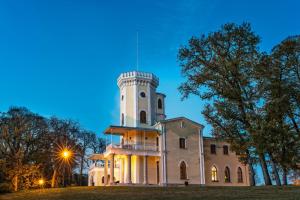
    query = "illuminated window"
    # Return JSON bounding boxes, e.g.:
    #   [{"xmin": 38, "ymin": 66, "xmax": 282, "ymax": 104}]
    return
[
  {"xmin": 180, "ymin": 161, "xmax": 187, "ymax": 180},
  {"xmin": 225, "ymin": 167, "xmax": 231, "ymax": 183},
  {"xmin": 211, "ymin": 166, "xmax": 218, "ymax": 182},
  {"xmin": 237, "ymin": 167, "xmax": 243, "ymax": 183}
]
